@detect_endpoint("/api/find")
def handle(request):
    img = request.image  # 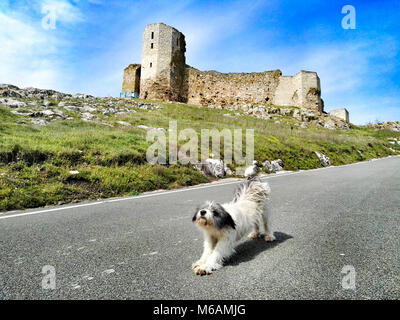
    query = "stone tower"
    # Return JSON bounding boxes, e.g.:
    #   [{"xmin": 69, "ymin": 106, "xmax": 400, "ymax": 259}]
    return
[
  {"xmin": 140, "ymin": 22, "xmax": 186, "ymax": 101},
  {"xmin": 274, "ymin": 71, "xmax": 323, "ymax": 112}
]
